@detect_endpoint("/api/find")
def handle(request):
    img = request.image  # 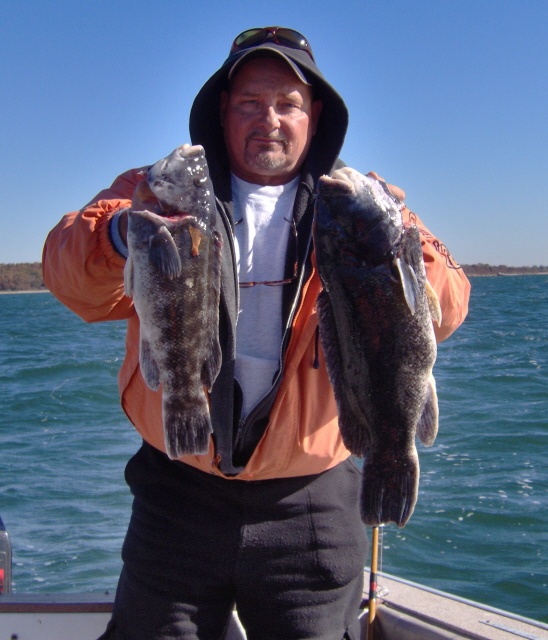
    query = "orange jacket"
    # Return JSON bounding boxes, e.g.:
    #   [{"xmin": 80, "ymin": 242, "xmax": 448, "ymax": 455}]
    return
[{"xmin": 43, "ymin": 167, "xmax": 471, "ymax": 480}]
